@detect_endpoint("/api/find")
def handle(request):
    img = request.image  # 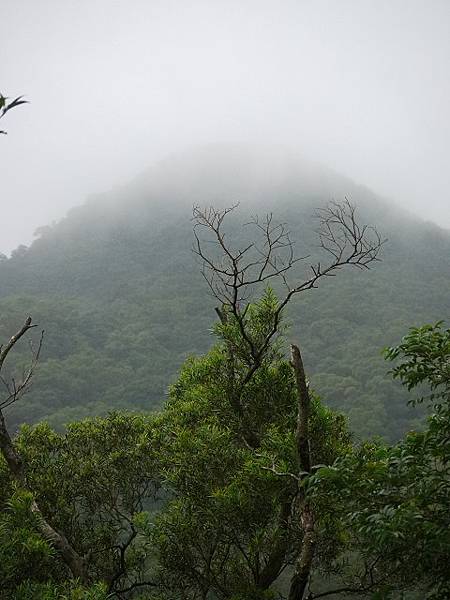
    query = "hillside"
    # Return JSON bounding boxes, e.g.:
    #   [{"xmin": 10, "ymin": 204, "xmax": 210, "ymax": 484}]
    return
[{"xmin": 1, "ymin": 145, "xmax": 449, "ymax": 439}]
